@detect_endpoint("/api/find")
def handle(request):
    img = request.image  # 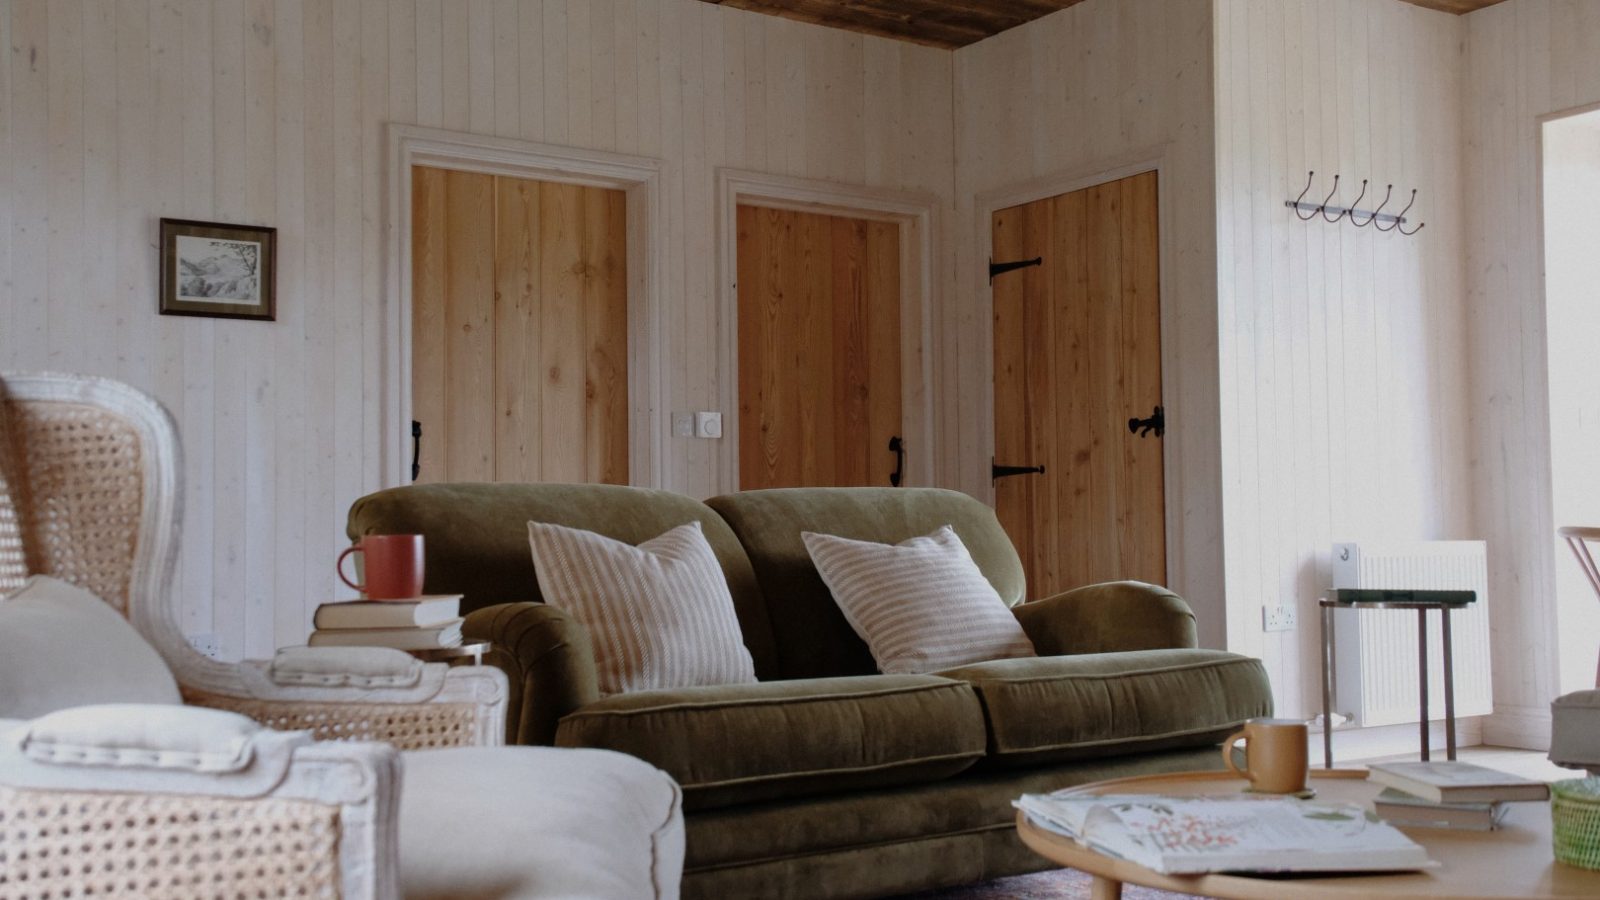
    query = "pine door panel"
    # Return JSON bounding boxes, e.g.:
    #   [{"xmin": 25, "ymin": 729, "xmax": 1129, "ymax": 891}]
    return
[
  {"xmin": 737, "ymin": 205, "xmax": 901, "ymax": 490},
  {"xmin": 411, "ymin": 166, "xmax": 628, "ymax": 485},
  {"xmin": 992, "ymin": 171, "xmax": 1165, "ymax": 599}
]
